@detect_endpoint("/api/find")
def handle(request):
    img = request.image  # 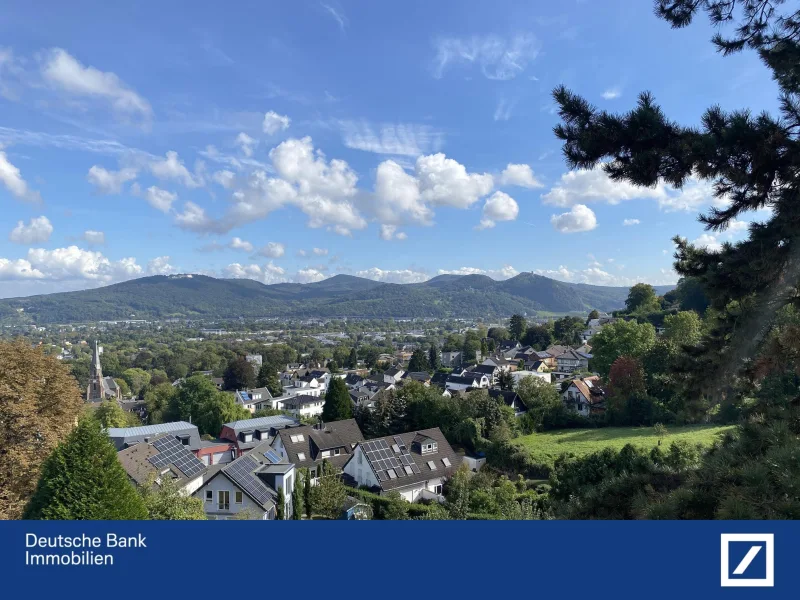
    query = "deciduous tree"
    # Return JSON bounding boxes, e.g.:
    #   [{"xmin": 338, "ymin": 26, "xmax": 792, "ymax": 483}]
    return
[{"xmin": 0, "ymin": 340, "xmax": 84, "ymax": 520}]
